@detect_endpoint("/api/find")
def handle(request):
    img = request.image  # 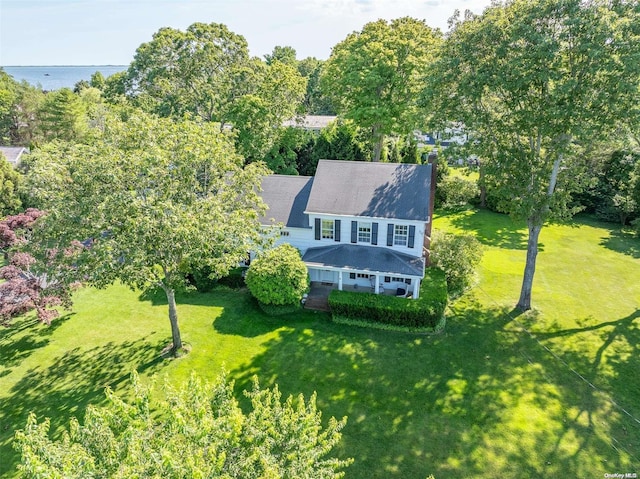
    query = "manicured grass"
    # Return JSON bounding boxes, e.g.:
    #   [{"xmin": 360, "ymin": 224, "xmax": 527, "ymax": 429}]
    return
[{"xmin": 1, "ymin": 210, "xmax": 639, "ymax": 477}]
